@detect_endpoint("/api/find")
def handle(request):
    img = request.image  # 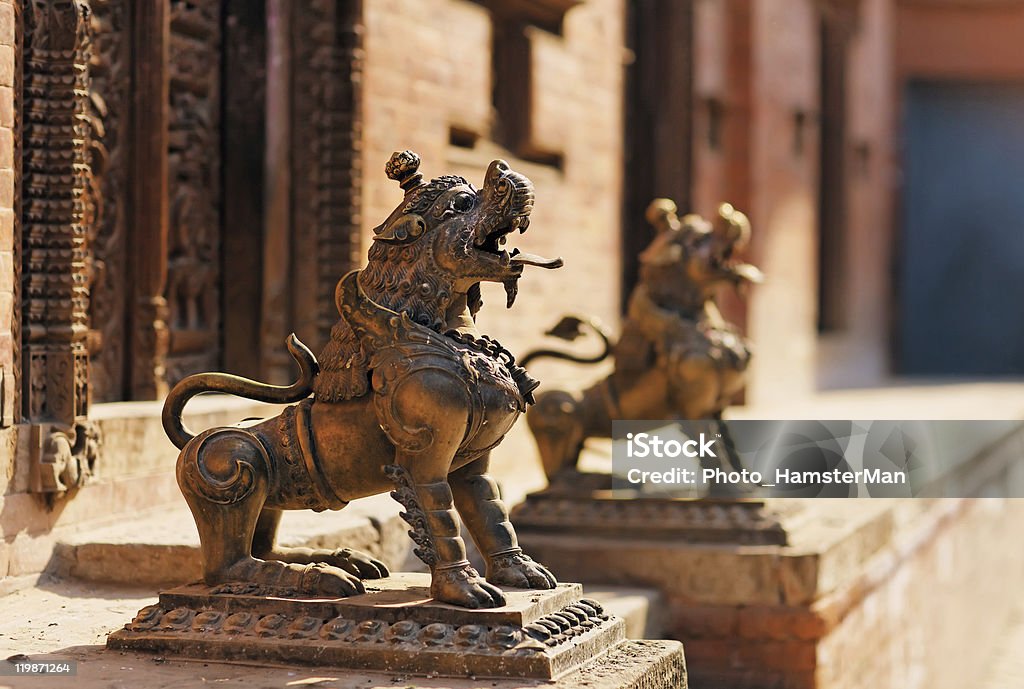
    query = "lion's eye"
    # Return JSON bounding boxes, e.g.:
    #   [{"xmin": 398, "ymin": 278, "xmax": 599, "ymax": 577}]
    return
[{"xmin": 451, "ymin": 193, "xmax": 475, "ymax": 213}]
